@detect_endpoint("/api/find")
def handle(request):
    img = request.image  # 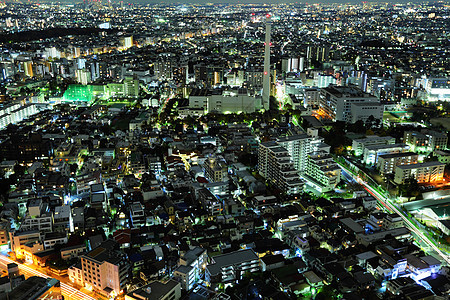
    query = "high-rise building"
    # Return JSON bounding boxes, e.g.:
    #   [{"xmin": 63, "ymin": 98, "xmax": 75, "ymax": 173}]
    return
[
  {"xmin": 23, "ymin": 61, "xmax": 33, "ymax": 78},
  {"xmin": 76, "ymin": 69, "xmax": 91, "ymax": 85},
  {"xmin": 262, "ymin": 14, "xmax": 271, "ymax": 110},
  {"xmin": 276, "ymin": 132, "xmax": 340, "ymax": 192},
  {"xmin": 124, "ymin": 77, "xmax": 139, "ymax": 97},
  {"xmin": 123, "ymin": 36, "xmax": 133, "ymax": 49},
  {"xmin": 258, "ymin": 141, "xmax": 304, "ymax": 195}
]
